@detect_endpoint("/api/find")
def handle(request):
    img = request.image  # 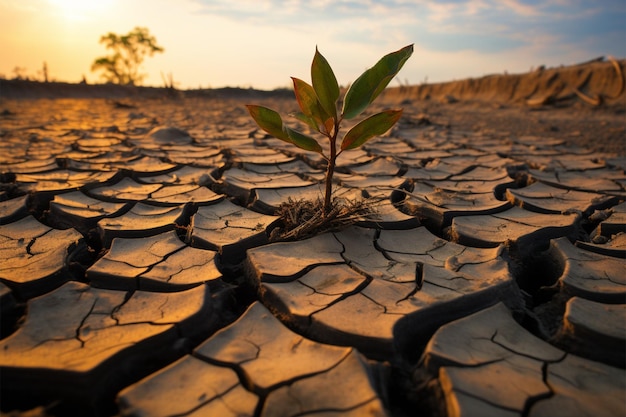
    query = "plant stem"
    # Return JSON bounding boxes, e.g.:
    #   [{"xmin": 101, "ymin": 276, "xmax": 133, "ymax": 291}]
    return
[
  {"xmin": 323, "ymin": 147, "xmax": 335, "ymax": 216},
  {"xmin": 323, "ymin": 120, "xmax": 340, "ymax": 216}
]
